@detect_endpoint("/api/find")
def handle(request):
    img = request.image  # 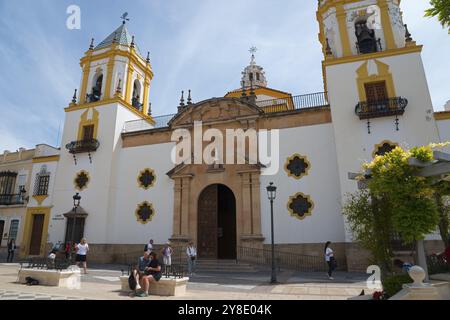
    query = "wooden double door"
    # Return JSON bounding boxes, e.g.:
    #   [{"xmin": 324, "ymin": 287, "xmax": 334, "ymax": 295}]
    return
[{"xmin": 197, "ymin": 184, "xmax": 236, "ymax": 259}]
